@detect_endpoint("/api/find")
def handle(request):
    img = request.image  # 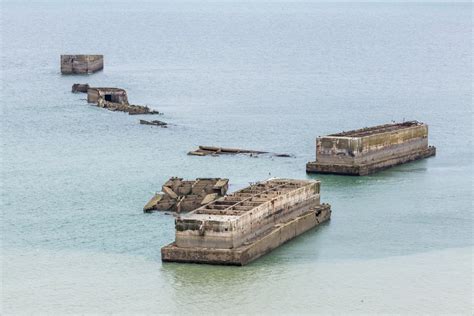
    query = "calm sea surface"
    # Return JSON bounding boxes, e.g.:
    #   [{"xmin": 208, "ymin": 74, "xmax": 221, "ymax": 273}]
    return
[{"xmin": 1, "ymin": 1, "xmax": 472, "ymax": 314}]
